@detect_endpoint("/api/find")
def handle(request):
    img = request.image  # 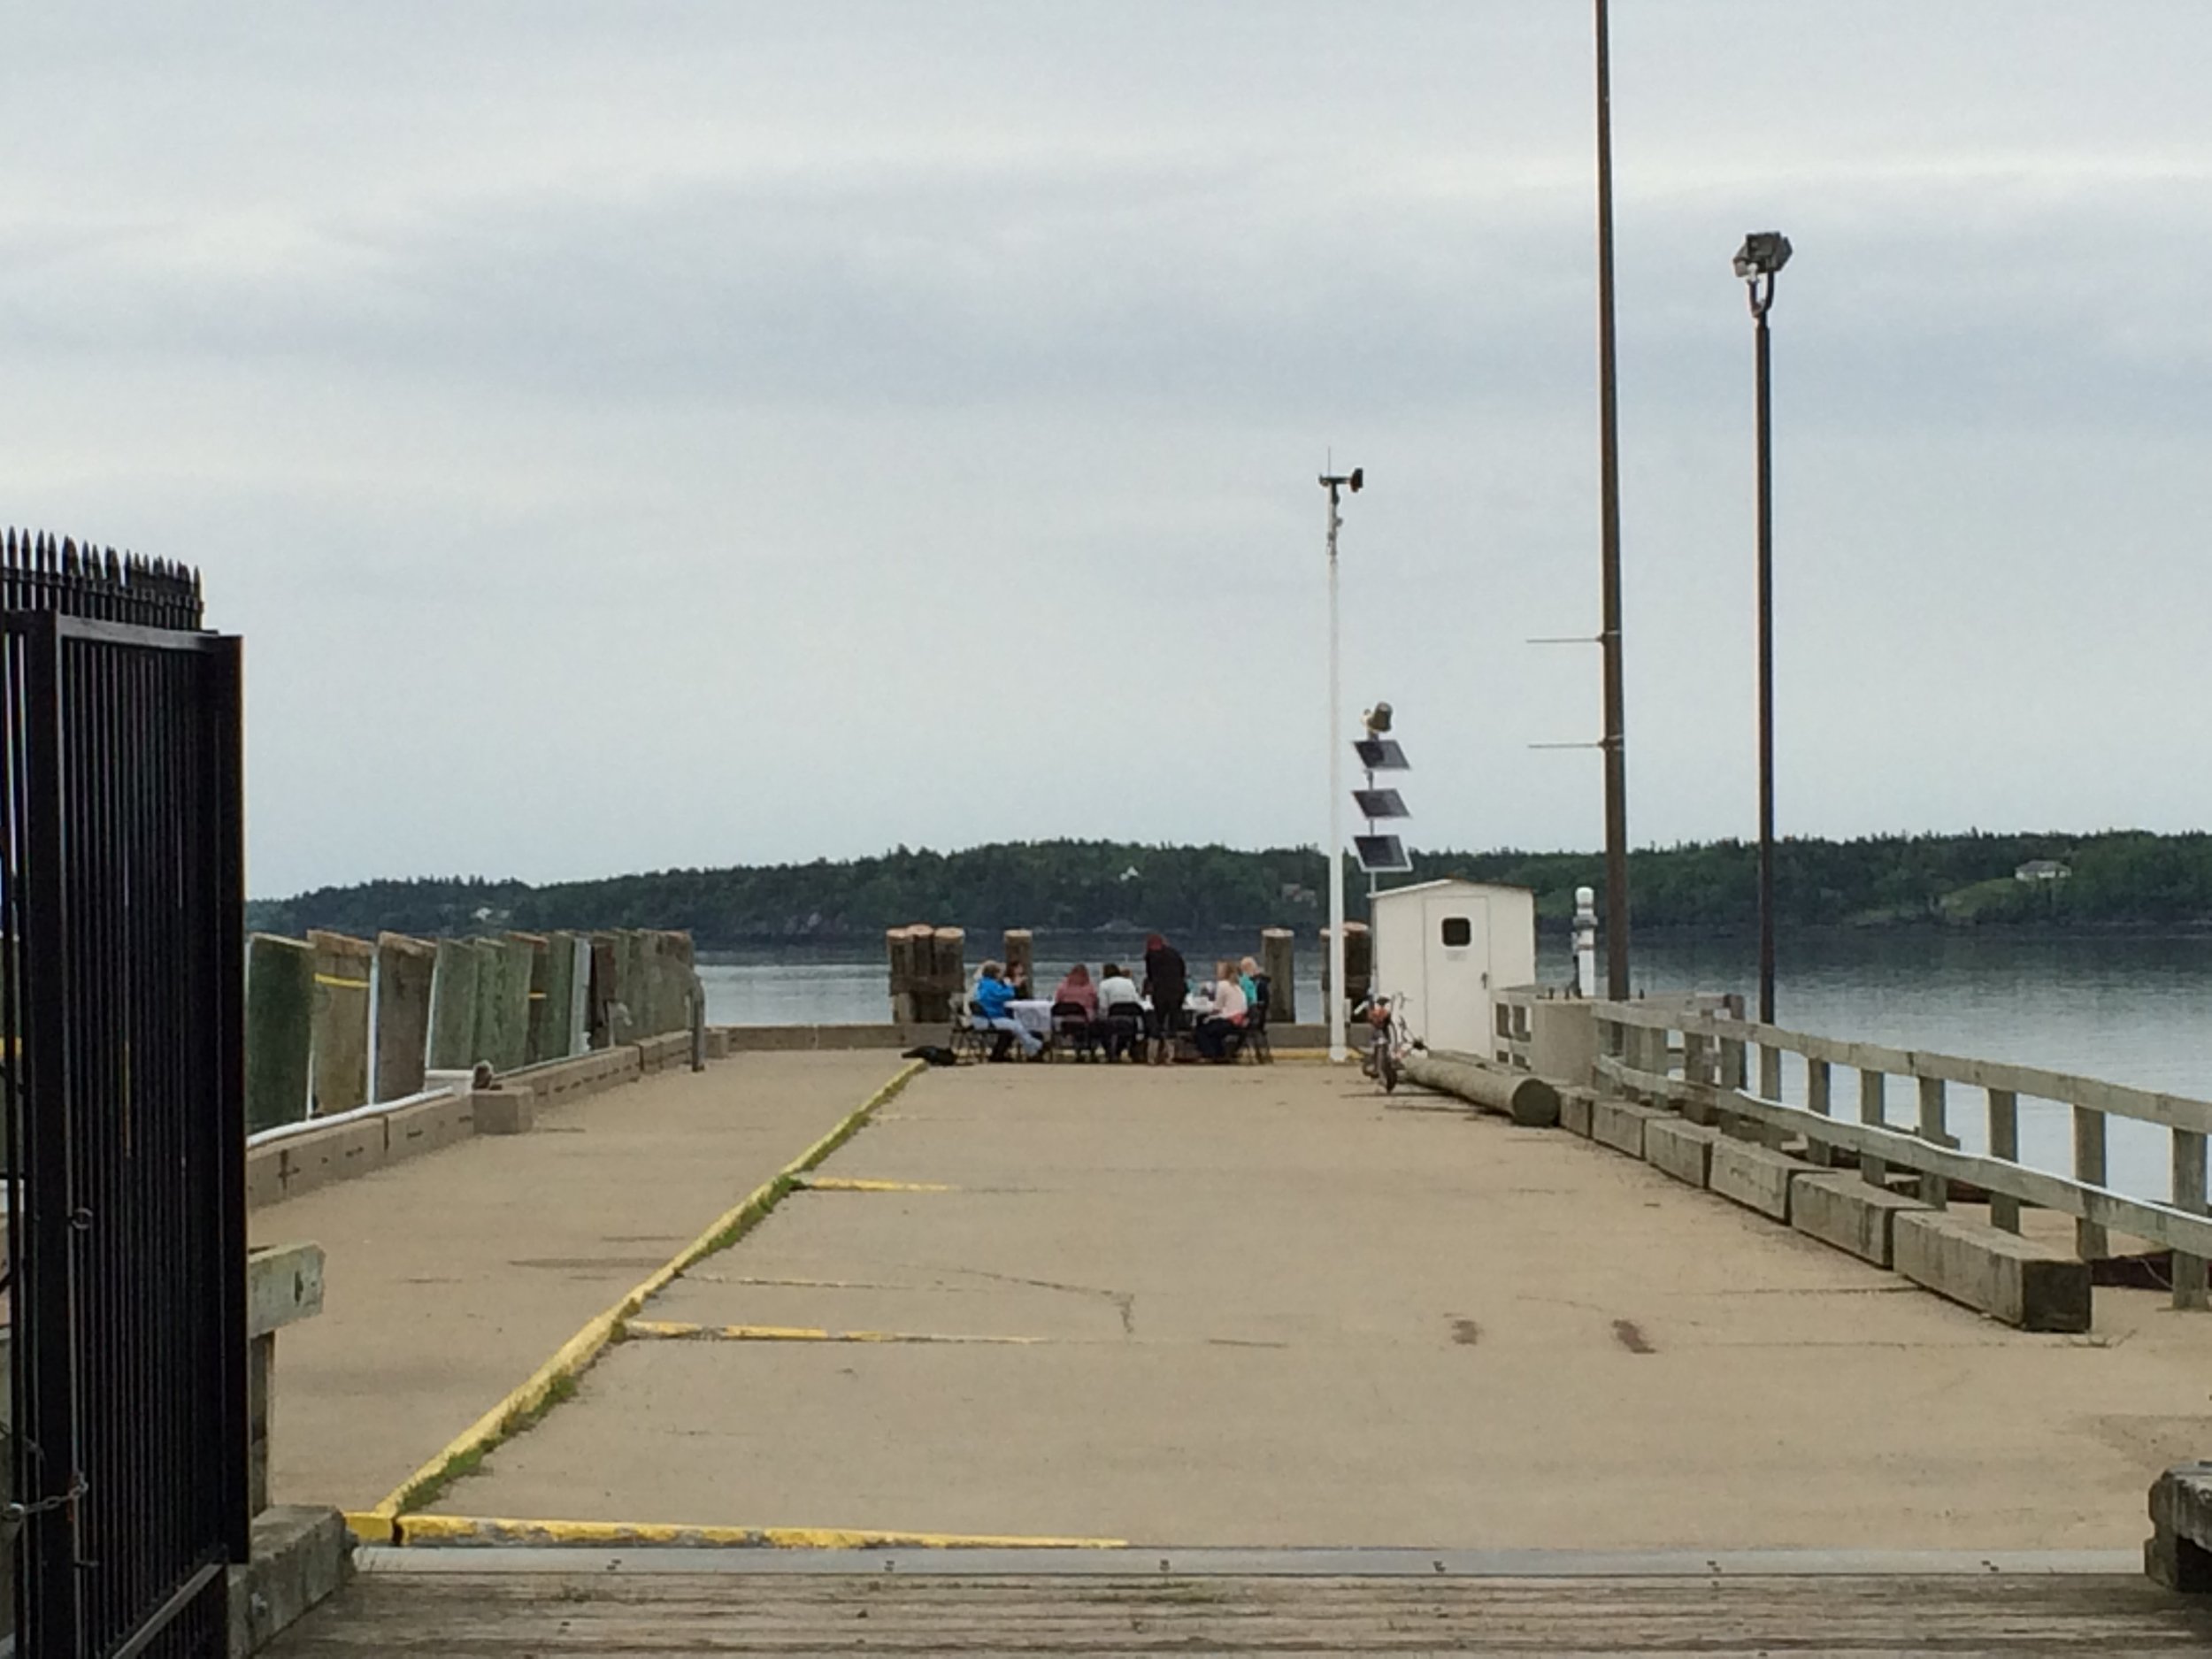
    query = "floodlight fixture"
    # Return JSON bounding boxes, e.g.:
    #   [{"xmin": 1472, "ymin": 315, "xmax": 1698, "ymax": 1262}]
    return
[
  {"xmin": 1363, "ymin": 702, "xmax": 1393, "ymax": 737},
  {"xmin": 1733, "ymin": 231, "xmax": 1792, "ymax": 319},
  {"xmin": 1732, "ymin": 232, "xmax": 1792, "ymax": 280}
]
